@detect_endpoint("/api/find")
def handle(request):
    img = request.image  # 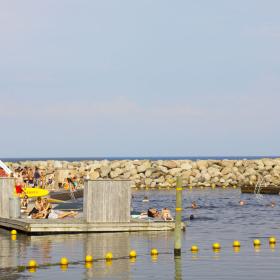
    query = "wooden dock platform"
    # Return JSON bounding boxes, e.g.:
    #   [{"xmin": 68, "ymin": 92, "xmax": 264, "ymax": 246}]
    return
[{"xmin": 0, "ymin": 218, "xmax": 185, "ymax": 234}]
